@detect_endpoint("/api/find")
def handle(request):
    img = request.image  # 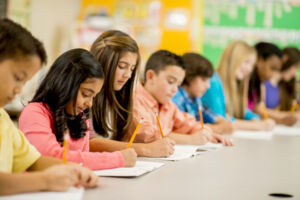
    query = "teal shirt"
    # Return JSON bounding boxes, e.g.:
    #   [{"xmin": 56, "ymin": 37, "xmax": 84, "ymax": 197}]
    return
[{"xmin": 201, "ymin": 72, "xmax": 260, "ymax": 121}]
